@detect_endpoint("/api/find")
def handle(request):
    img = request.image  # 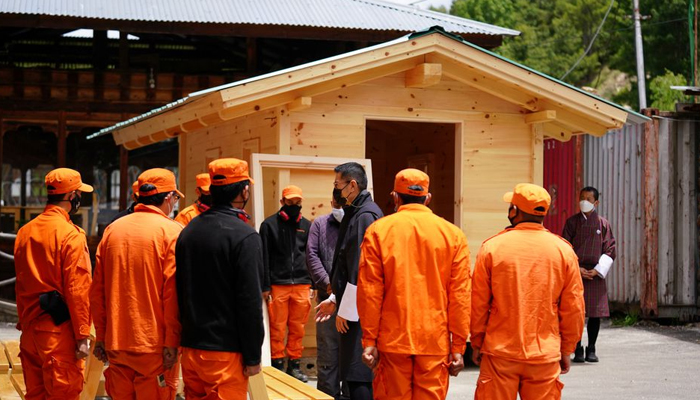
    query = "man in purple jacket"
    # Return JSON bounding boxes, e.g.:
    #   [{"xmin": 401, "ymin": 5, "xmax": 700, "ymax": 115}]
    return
[{"xmin": 307, "ymin": 197, "xmax": 346, "ymax": 399}]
